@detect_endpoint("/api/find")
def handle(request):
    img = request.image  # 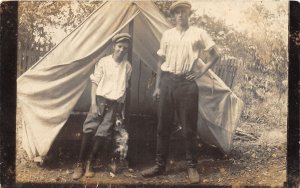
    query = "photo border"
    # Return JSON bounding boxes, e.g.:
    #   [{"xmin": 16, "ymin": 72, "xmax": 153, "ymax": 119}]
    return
[{"xmin": 0, "ymin": 1, "xmax": 299, "ymax": 187}]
